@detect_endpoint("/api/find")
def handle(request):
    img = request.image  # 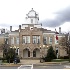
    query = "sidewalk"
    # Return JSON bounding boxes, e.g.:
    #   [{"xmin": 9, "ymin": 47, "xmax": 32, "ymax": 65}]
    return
[
  {"xmin": 0, "ymin": 61, "xmax": 70, "ymax": 67},
  {"xmin": 34, "ymin": 61, "xmax": 70, "ymax": 66},
  {"xmin": 0, "ymin": 63, "xmax": 22, "ymax": 67}
]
